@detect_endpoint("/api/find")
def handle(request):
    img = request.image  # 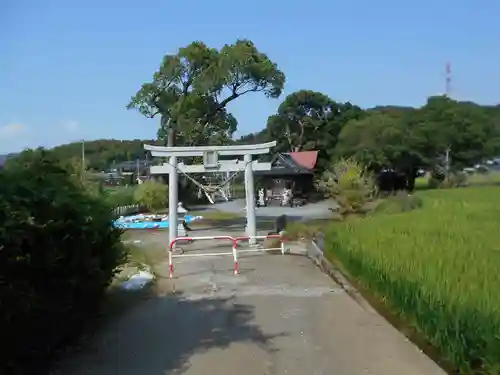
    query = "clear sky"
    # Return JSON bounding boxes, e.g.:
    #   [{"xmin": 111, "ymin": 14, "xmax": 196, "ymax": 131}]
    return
[{"xmin": 1, "ymin": 0, "xmax": 499, "ymax": 153}]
